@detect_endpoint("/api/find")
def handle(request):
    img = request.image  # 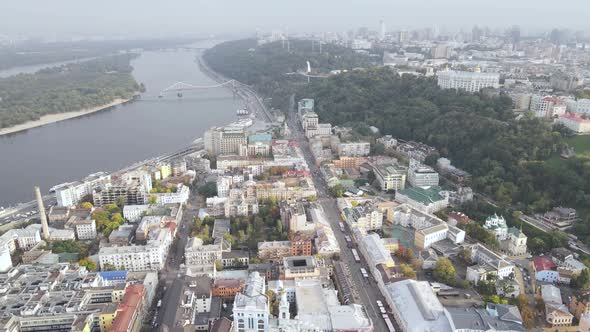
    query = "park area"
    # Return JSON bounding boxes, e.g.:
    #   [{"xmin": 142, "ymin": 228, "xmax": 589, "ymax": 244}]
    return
[{"xmin": 547, "ymin": 134, "xmax": 590, "ymax": 167}]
